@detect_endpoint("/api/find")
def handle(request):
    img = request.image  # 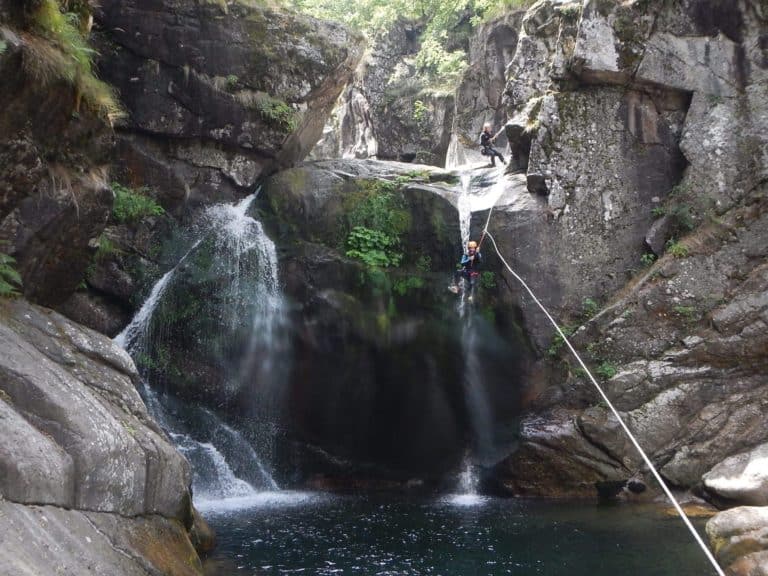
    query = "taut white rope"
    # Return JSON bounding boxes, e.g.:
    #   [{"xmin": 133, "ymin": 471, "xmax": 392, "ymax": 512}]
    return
[{"xmin": 482, "ymin": 229, "xmax": 726, "ymax": 576}]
